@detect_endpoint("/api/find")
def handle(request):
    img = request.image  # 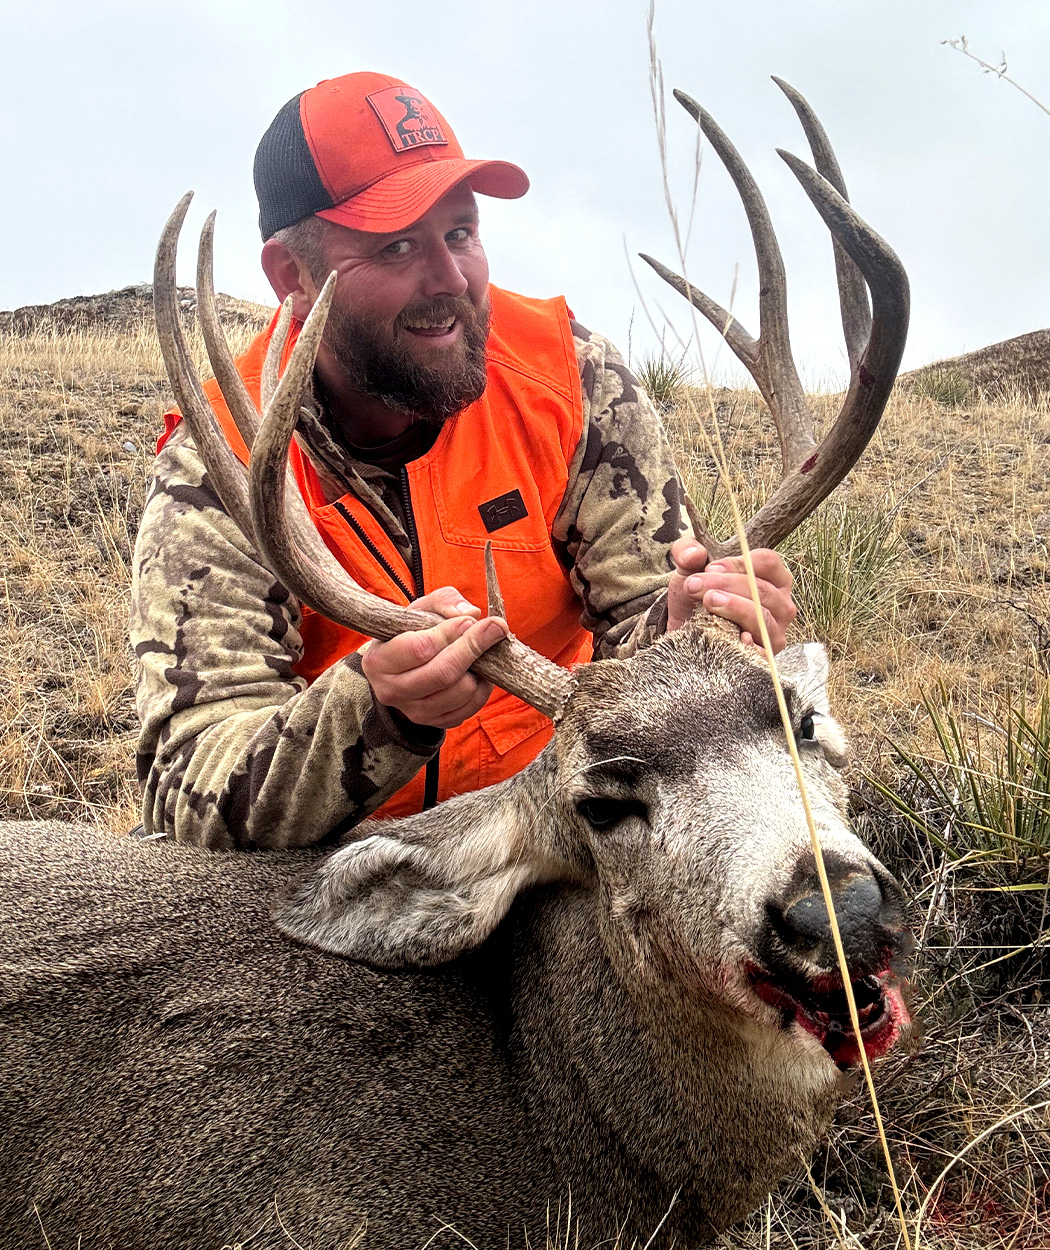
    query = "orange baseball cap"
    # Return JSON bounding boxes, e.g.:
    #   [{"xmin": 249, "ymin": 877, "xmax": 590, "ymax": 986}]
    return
[{"xmin": 254, "ymin": 71, "xmax": 529, "ymax": 238}]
